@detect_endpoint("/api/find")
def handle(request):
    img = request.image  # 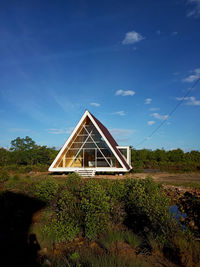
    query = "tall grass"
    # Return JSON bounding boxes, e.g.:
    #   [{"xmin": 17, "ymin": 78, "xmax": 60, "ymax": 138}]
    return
[
  {"xmin": 124, "ymin": 230, "xmax": 143, "ymax": 249},
  {"xmin": 98, "ymin": 229, "xmax": 125, "ymax": 250},
  {"xmin": 79, "ymin": 253, "xmax": 150, "ymax": 267}
]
